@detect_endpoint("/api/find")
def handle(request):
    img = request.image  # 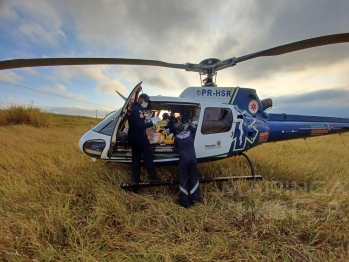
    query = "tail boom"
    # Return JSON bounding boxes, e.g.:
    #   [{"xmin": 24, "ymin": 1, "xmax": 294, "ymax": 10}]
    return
[{"xmin": 266, "ymin": 113, "xmax": 349, "ymax": 142}]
